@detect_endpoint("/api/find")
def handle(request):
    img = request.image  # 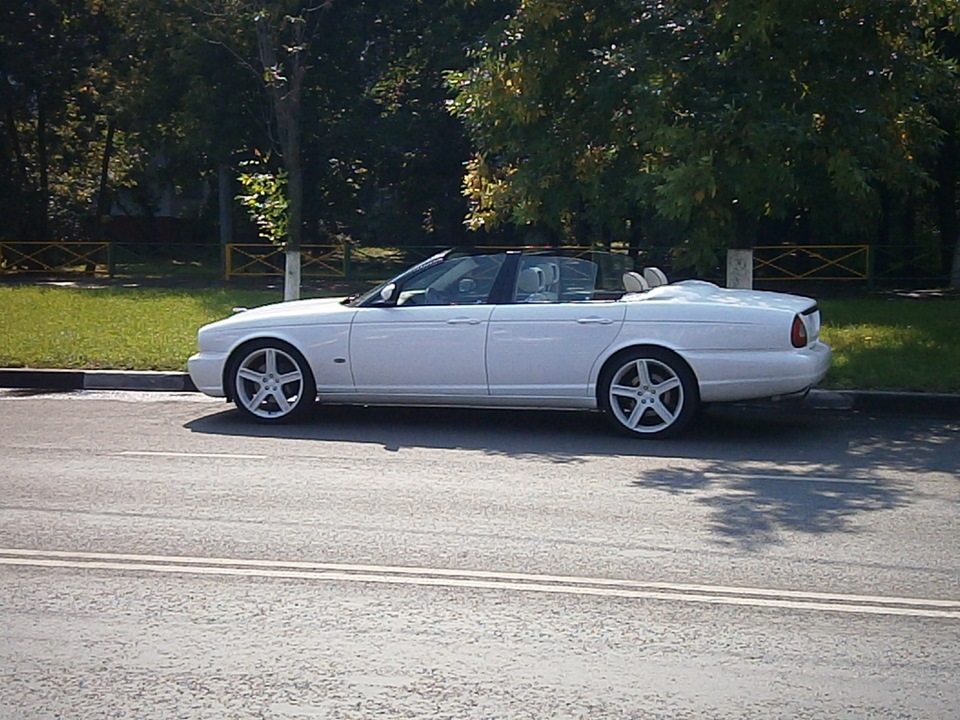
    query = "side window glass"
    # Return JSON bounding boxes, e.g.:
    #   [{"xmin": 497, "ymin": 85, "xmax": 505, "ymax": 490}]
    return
[
  {"xmin": 592, "ymin": 252, "xmax": 634, "ymax": 293},
  {"xmin": 557, "ymin": 258, "xmax": 599, "ymax": 301},
  {"xmin": 396, "ymin": 255, "xmax": 506, "ymax": 306}
]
